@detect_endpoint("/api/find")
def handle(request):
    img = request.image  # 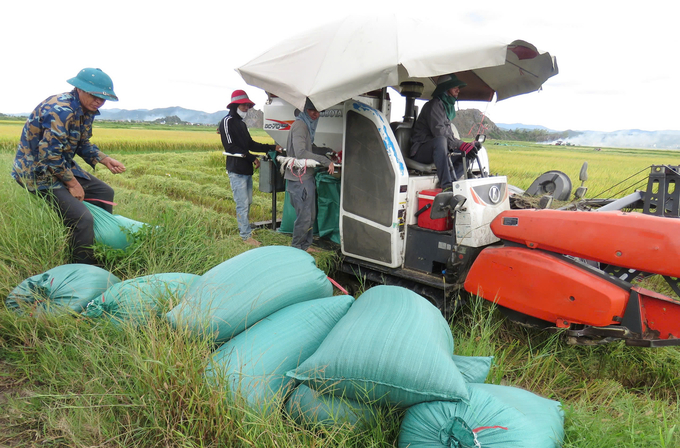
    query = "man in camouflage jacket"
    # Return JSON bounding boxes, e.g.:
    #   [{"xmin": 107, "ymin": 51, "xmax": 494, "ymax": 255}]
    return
[{"xmin": 12, "ymin": 68, "xmax": 126, "ymax": 265}]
